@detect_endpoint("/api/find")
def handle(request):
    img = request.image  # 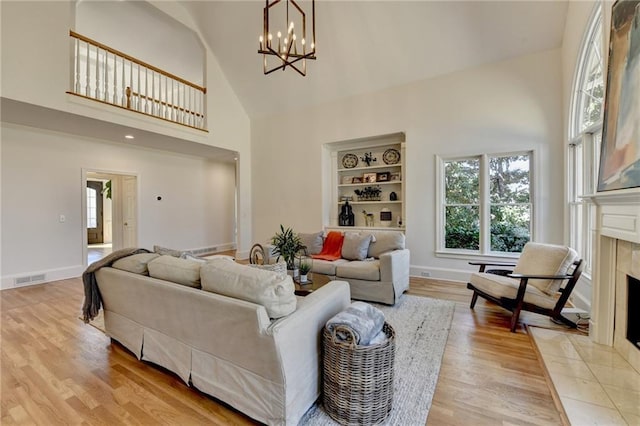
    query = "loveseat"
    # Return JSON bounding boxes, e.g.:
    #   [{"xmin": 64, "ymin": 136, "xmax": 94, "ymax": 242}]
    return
[
  {"xmin": 267, "ymin": 230, "xmax": 410, "ymax": 305},
  {"xmin": 94, "ymin": 254, "xmax": 351, "ymax": 425}
]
